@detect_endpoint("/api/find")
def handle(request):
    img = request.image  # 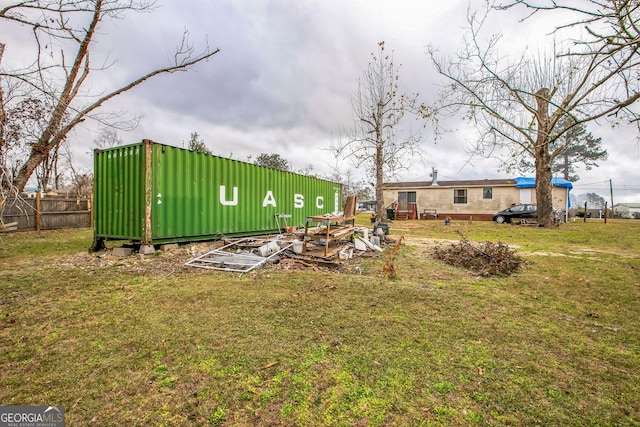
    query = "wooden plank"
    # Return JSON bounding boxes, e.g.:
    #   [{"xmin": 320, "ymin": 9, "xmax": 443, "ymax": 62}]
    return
[
  {"xmin": 39, "ymin": 210, "xmax": 90, "ymax": 215},
  {"xmin": 304, "ymin": 244, "xmax": 343, "ymax": 259},
  {"xmin": 343, "ymin": 195, "xmax": 357, "ymax": 219},
  {"xmin": 329, "ymin": 227, "xmax": 354, "ymax": 238}
]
